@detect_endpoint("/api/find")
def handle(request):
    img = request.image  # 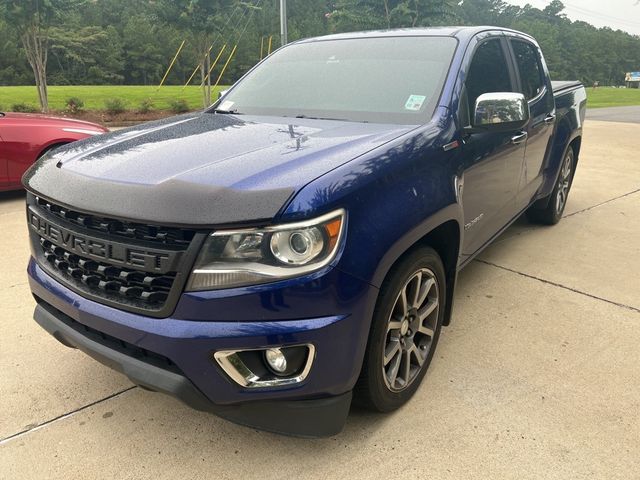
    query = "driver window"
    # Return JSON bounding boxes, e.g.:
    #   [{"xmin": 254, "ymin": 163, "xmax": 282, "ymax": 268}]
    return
[{"xmin": 466, "ymin": 39, "xmax": 513, "ymax": 115}]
